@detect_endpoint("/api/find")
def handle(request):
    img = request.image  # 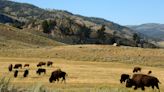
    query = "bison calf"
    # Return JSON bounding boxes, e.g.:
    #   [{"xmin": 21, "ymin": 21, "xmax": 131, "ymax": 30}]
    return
[
  {"xmin": 126, "ymin": 74, "xmax": 160, "ymax": 91},
  {"xmin": 36, "ymin": 68, "xmax": 46, "ymax": 75},
  {"xmin": 133, "ymin": 67, "xmax": 141, "ymax": 73},
  {"xmin": 14, "ymin": 70, "xmax": 19, "ymax": 78},
  {"xmin": 23, "ymin": 69, "xmax": 29, "ymax": 77},
  {"xmin": 120, "ymin": 74, "xmax": 130, "ymax": 83}
]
